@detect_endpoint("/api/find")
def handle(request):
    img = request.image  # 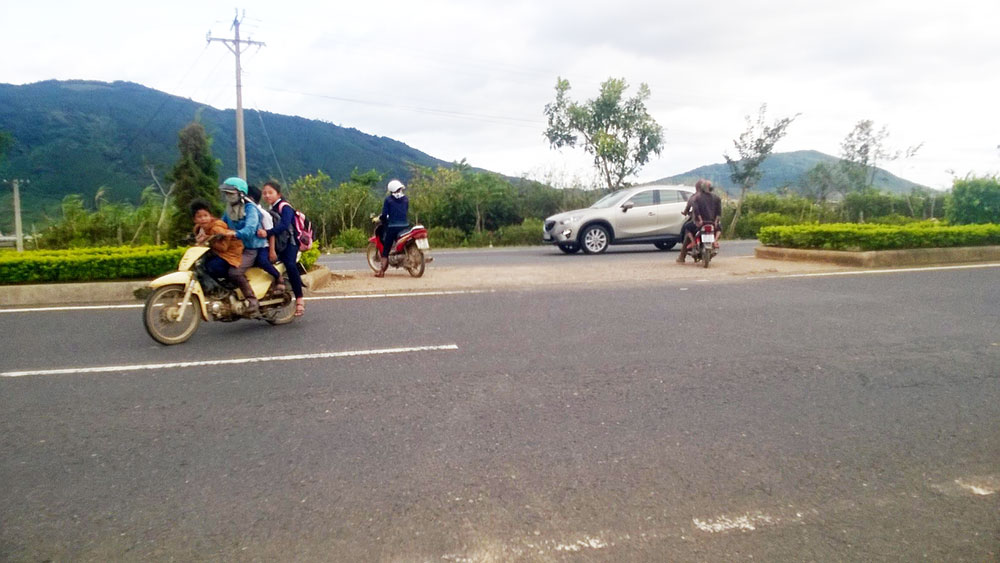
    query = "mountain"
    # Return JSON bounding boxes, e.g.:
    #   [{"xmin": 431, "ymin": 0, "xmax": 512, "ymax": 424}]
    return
[
  {"xmin": 0, "ymin": 80, "xmax": 449, "ymax": 229},
  {"xmin": 653, "ymin": 150, "xmax": 927, "ymax": 195}
]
